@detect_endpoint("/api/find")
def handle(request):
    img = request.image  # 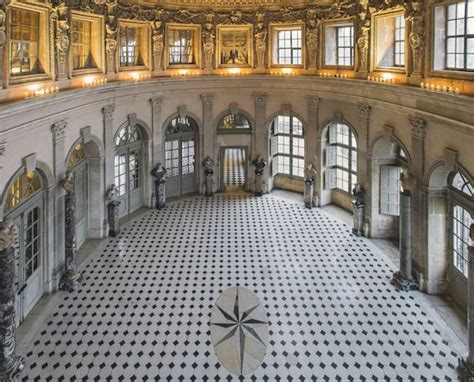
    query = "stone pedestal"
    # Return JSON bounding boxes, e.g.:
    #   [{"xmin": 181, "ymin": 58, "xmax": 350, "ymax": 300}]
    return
[
  {"xmin": 204, "ymin": 170, "xmax": 214, "ymax": 197},
  {"xmin": 255, "ymin": 172, "xmax": 263, "ymax": 197},
  {"xmin": 155, "ymin": 180, "xmax": 166, "ymax": 210},
  {"xmin": 352, "ymin": 202, "xmax": 365, "ymax": 237},
  {"xmin": 108, "ymin": 201, "xmax": 121, "ymax": 237},
  {"xmin": 0, "ymin": 224, "xmax": 25, "ymax": 381},
  {"xmin": 304, "ymin": 178, "xmax": 314, "ymax": 209},
  {"xmin": 458, "ymin": 225, "xmax": 474, "ymax": 381},
  {"xmin": 392, "ymin": 191, "xmax": 418, "ymax": 291},
  {"xmin": 59, "ymin": 191, "xmax": 82, "ymax": 292}
]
